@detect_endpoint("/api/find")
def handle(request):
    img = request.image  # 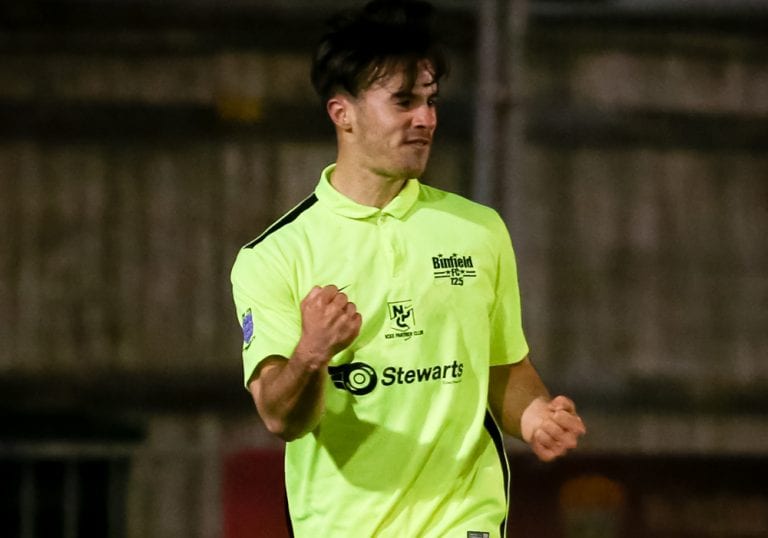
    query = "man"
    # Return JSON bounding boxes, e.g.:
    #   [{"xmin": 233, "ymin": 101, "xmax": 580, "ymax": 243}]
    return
[{"xmin": 230, "ymin": 1, "xmax": 586, "ymax": 536}]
